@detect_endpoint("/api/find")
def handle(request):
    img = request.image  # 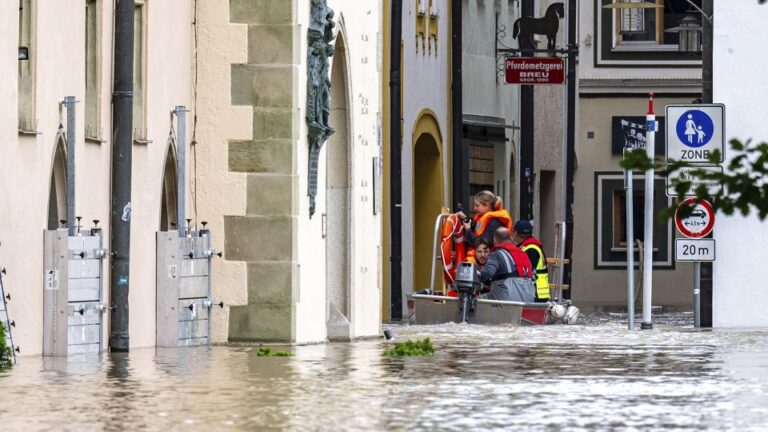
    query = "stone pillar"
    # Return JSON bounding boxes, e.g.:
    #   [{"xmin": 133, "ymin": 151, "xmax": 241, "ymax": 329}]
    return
[{"xmin": 227, "ymin": 0, "xmax": 299, "ymax": 342}]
